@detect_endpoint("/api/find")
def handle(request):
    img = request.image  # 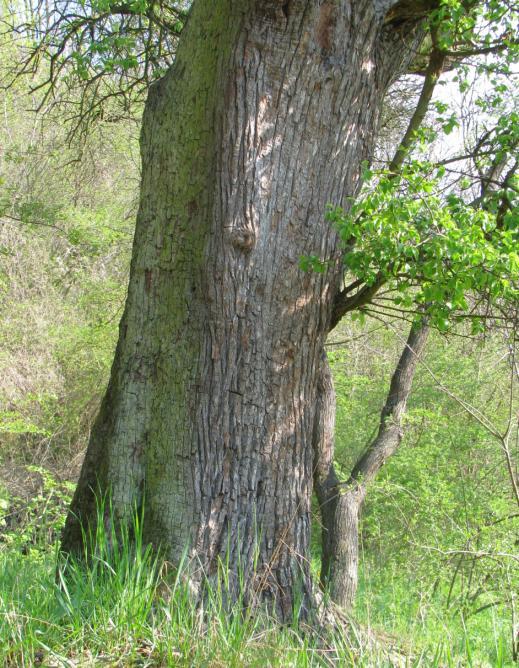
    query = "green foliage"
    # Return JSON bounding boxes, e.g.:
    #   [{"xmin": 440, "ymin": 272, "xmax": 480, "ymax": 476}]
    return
[
  {"xmin": 309, "ymin": 0, "xmax": 519, "ymax": 334},
  {"xmin": 0, "ymin": 466, "xmax": 73, "ymax": 552},
  {"xmin": 429, "ymin": 0, "xmax": 519, "ymax": 67},
  {"xmin": 328, "ymin": 320, "xmax": 518, "ymax": 665},
  {"xmin": 0, "ymin": 44, "xmax": 136, "ymax": 464},
  {"xmin": 329, "ymin": 160, "xmax": 518, "ymax": 331},
  {"xmin": 0, "ymin": 410, "xmax": 49, "ymax": 437}
]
